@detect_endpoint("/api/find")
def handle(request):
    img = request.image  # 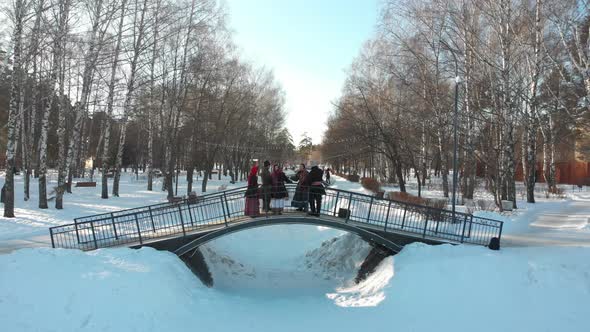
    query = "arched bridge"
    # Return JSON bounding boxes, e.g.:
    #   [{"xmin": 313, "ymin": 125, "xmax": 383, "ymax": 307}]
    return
[{"xmin": 48, "ymin": 185, "xmax": 504, "ymax": 255}]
